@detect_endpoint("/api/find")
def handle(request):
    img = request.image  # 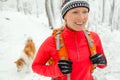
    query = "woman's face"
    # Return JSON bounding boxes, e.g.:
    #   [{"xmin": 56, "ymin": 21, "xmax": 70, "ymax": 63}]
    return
[{"xmin": 64, "ymin": 7, "xmax": 89, "ymax": 31}]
